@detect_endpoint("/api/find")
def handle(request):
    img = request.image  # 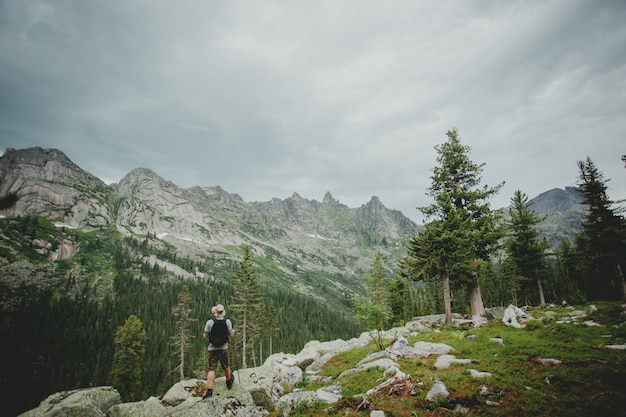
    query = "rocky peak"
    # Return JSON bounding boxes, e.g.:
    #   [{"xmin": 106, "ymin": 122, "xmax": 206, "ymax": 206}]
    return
[{"xmin": 0, "ymin": 147, "xmax": 111, "ymax": 229}]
